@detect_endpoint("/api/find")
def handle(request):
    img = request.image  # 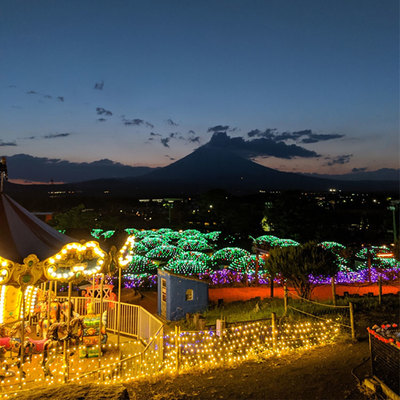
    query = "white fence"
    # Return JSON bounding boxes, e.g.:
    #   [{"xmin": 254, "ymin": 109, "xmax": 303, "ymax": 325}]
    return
[{"xmin": 58, "ymin": 296, "xmax": 162, "ymax": 346}]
